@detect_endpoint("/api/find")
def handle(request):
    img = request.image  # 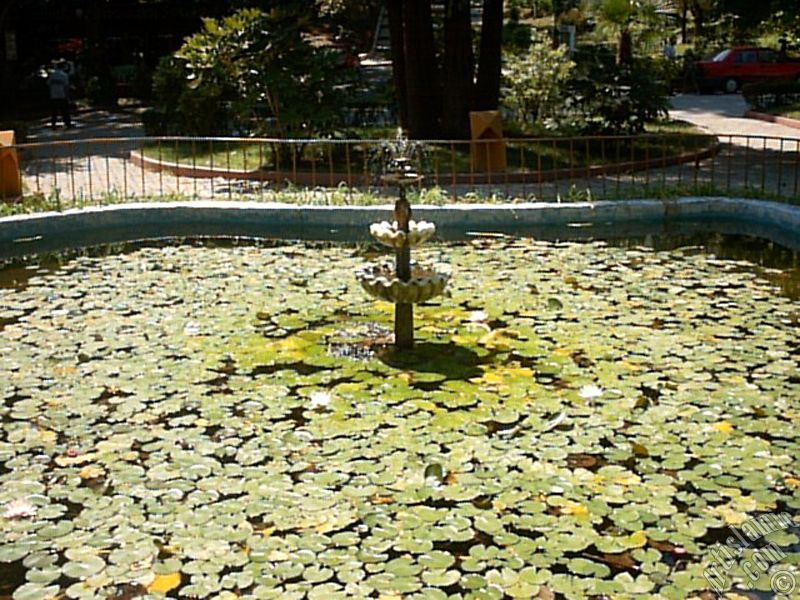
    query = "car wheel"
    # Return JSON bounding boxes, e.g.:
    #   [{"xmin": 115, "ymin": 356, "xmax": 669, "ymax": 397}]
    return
[{"xmin": 723, "ymin": 78, "xmax": 739, "ymax": 93}]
